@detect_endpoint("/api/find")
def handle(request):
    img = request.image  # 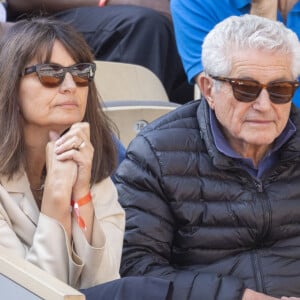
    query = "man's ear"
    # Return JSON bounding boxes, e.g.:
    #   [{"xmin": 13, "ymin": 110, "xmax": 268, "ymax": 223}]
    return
[{"xmin": 196, "ymin": 73, "xmax": 215, "ymax": 110}]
